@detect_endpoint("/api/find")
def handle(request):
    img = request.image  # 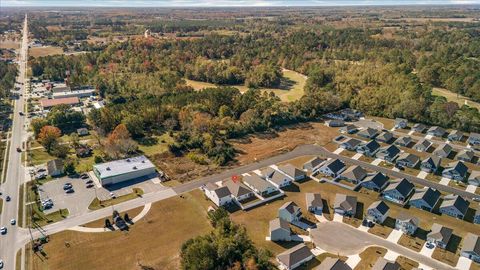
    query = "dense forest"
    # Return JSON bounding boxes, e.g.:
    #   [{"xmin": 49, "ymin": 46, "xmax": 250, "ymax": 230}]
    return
[{"xmin": 0, "ymin": 61, "xmax": 18, "ymax": 99}]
